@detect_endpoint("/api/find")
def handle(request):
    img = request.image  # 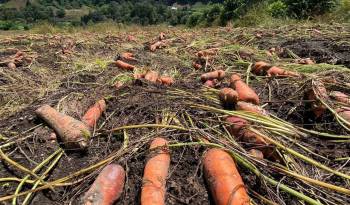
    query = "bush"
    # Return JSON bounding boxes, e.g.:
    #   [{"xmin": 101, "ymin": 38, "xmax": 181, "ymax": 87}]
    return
[
  {"xmin": 284, "ymin": 0, "xmax": 338, "ymax": 18},
  {"xmin": 268, "ymin": 0, "xmax": 287, "ymax": 18},
  {"xmin": 186, "ymin": 12, "xmax": 203, "ymax": 27}
]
